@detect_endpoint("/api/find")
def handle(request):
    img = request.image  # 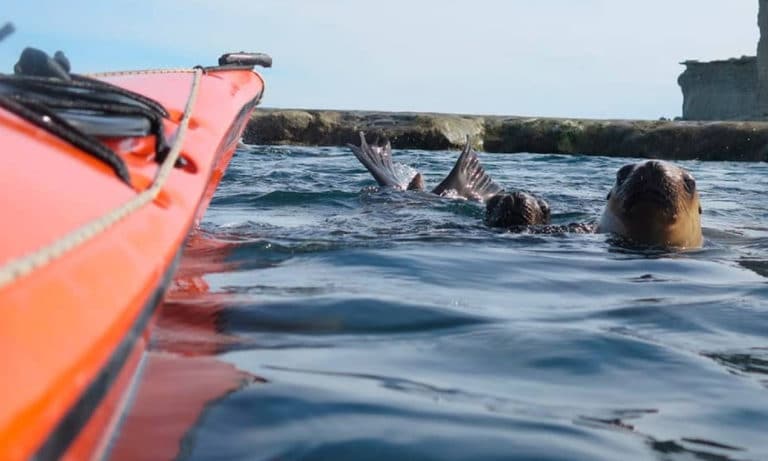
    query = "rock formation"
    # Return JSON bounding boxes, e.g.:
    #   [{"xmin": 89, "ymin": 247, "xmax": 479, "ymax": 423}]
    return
[
  {"xmin": 245, "ymin": 109, "xmax": 768, "ymax": 162},
  {"xmin": 758, "ymin": 0, "xmax": 768, "ymax": 116},
  {"xmin": 243, "ymin": 109, "xmax": 486, "ymax": 150},
  {"xmin": 679, "ymin": 1, "xmax": 767, "ymax": 120},
  {"xmin": 243, "ymin": 3, "xmax": 768, "ymax": 158},
  {"xmin": 678, "ymin": 57, "xmax": 758, "ymax": 120}
]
